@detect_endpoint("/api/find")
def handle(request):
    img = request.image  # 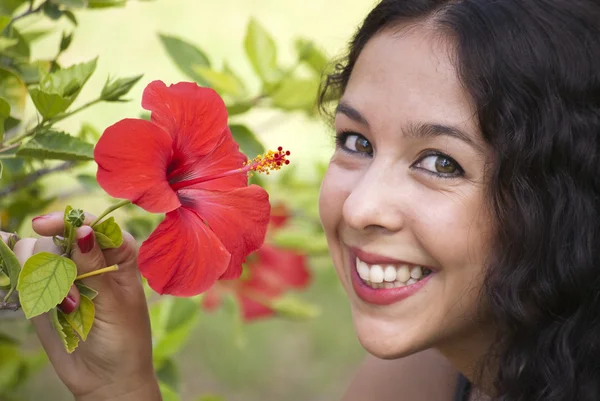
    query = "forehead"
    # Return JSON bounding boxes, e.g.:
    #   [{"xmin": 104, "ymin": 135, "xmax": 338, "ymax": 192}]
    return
[{"xmin": 342, "ymin": 26, "xmax": 479, "ymax": 137}]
